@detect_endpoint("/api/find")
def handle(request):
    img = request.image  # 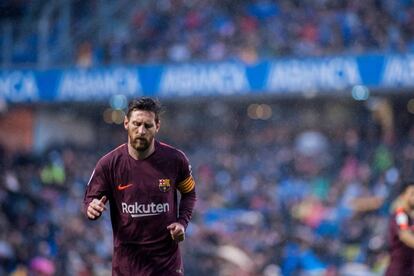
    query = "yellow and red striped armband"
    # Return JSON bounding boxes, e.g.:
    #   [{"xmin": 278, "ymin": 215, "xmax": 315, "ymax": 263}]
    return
[{"xmin": 177, "ymin": 176, "xmax": 195, "ymax": 193}]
